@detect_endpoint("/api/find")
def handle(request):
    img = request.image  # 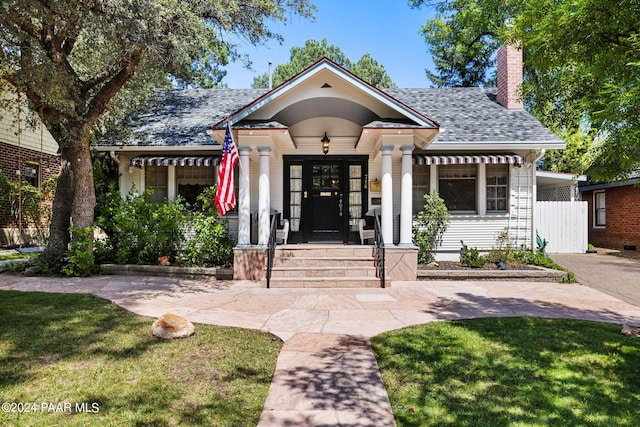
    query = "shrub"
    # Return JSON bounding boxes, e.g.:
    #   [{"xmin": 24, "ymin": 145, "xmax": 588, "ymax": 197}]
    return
[
  {"xmin": 487, "ymin": 231, "xmax": 514, "ymax": 263},
  {"xmin": 62, "ymin": 227, "xmax": 96, "ymax": 277},
  {"xmin": 413, "ymin": 189, "xmax": 449, "ymax": 264},
  {"xmin": 181, "ymin": 214, "xmax": 235, "ymax": 267},
  {"xmin": 460, "ymin": 241, "xmax": 487, "ymax": 268},
  {"xmin": 95, "ymin": 190, "xmax": 187, "ymax": 265}
]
